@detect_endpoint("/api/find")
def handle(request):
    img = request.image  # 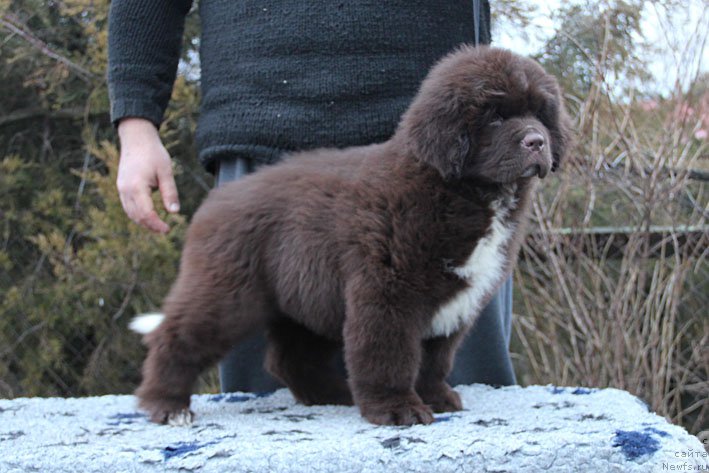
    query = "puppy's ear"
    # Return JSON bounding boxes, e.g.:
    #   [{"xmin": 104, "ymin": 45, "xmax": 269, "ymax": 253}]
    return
[
  {"xmin": 398, "ymin": 94, "xmax": 471, "ymax": 180},
  {"xmin": 549, "ymin": 89, "xmax": 574, "ymax": 172}
]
